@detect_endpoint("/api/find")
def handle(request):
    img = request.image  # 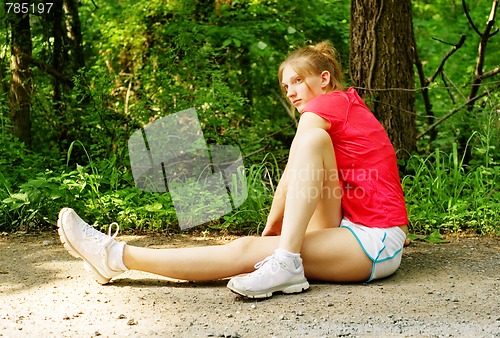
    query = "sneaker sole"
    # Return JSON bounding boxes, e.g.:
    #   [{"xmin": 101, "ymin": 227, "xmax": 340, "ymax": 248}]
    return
[
  {"xmin": 57, "ymin": 208, "xmax": 111, "ymax": 285},
  {"xmin": 227, "ymin": 279, "xmax": 310, "ymax": 299}
]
